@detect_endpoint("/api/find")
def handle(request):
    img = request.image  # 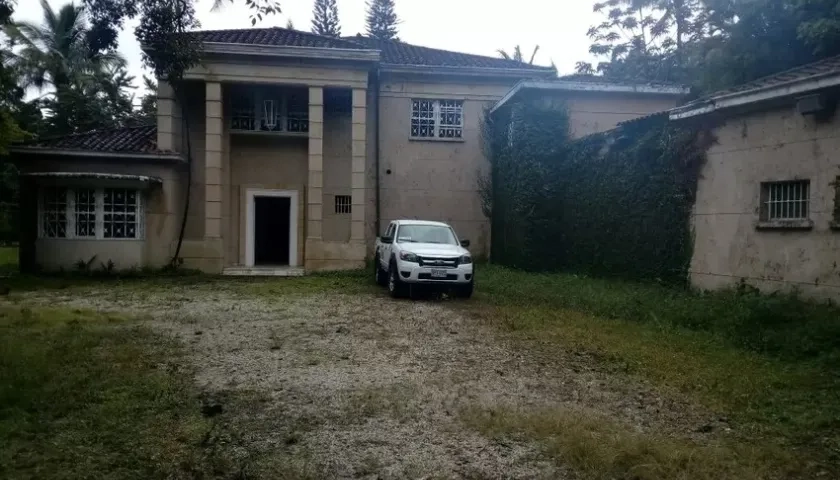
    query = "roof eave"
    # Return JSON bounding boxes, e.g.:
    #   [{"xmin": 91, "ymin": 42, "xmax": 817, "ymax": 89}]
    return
[
  {"xmin": 491, "ymin": 79, "xmax": 689, "ymax": 114},
  {"xmin": 199, "ymin": 42, "xmax": 381, "ymax": 62},
  {"xmin": 380, "ymin": 63, "xmax": 557, "ymax": 79},
  {"xmin": 9, "ymin": 147, "xmax": 186, "ymax": 162},
  {"xmin": 670, "ymin": 71, "xmax": 840, "ymax": 120}
]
